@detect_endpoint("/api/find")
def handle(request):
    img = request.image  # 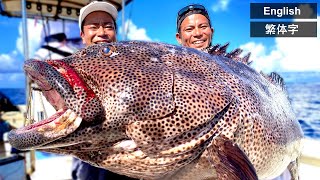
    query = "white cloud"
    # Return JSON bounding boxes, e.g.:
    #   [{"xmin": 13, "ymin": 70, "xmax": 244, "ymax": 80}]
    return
[
  {"xmin": 240, "ymin": 16, "xmax": 320, "ymax": 73},
  {"xmin": 0, "ymin": 51, "xmax": 24, "ymax": 87},
  {"xmin": 16, "ymin": 19, "xmax": 43, "ymax": 58},
  {"xmin": 0, "ymin": 54, "xmax": 15, "ymax": 69},
  {"xmin": 16, "ymin": 19, "xmax": 80, "ymax": 58},
  {"xmin": 0, "ymin": 73, "xmax": 25, "ymax": 88},
  {"xmin": 8, "ymin": 73, "xmax": 24, "ymax": 81},
  {"xmin": 212, "ymin": 0, "xmax": 231, "ymax": 12},
  {"xmin": 0, "ymin": 52, "xmax": 23, "ymax": 73},
  {"xmin": 240, "ymin": 42, "xmax": 282, "ymax": 72},
  {"xmin": 119, "ymin": 19, "xmax": 152, "ymax": 41}
]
